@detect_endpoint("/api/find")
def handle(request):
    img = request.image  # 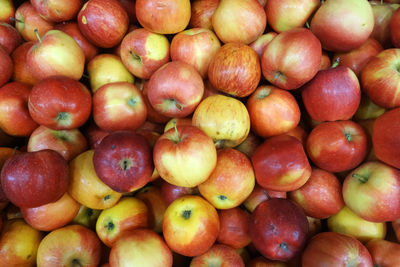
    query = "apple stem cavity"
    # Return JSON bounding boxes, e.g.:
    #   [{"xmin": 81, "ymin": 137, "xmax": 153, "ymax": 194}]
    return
[
  {"xmin": 344, "ymin": 132, "xmax": 352, "ymax": 142},
  {"xmin": 352, "ymin": 173, "xmax": 369, "ymax": 183},
  {"xmin": 182, "ymin": 210, "xmax": 192, "ymax": 220},
  {"xmin": 331, "ymin": 57, "xmax": 340, "ymax": 68},
  {"xmin": 274, "ymin": 71, "xmax": 283, "ymax": 80},
  {"xmin": 71, "ymin": 259, "xmax": 83, "ymax": 267},
  {"xmin": 219, "ymin": 195, "xmax": 227, "ymax": 201},
  {"xmin": 171, "ymin": 121, "xmax": 182, "ymax": 144},
  {"xmin": 106, "ymin": 221, "xmax": 115, "ymax": 231},
  {"xmin": 10, "ymin": 17, "xmax": 23, "ymax": 24},
  {"xmin": 258, "ymin": 88, "xmax": 271, "ymax": 99},
  {"xmin": 127, "ymin": 98, "xmax": 137, "ymax": 107},
  {"xmin": 119, "ymin": 158, "xmax": 133, "ymax": 171},
  {"xmin": 34, "ymin": 29, "xmax": 42, "ymax": 43},
  {"xmin": 305, "ymin": 21, "xmax": 310, "ymax": 29},
  {"xmin": 214, "ymin": 139, "xmax": 225, "ymax": 149},
  {"xmin": 279, "ymin": 242, "xmax": 290, "ymax": 252},
  {"xmin": 130, "ymin": 51, "xmax": 142, "ymax": 64}
]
